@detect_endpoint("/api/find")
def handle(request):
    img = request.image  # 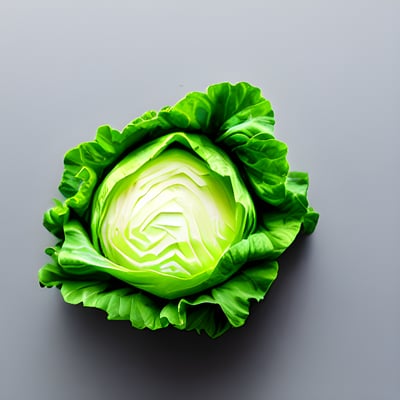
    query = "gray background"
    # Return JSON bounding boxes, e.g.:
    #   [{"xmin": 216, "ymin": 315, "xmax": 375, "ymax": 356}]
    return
[{"xmin": 1, "ymin": 1, "xmax": 399, "ymax": 399}]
